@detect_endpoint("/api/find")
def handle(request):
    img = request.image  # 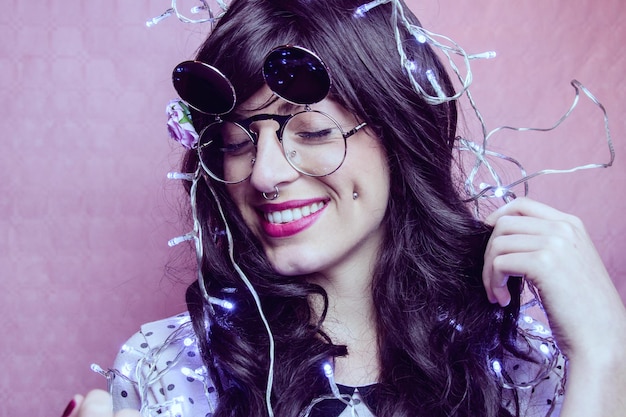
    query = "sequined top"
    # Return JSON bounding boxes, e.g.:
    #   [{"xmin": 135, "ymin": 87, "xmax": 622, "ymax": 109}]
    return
[{"xmin": 107, "ymin": 313, "xmax": 565, "ymax": 417}]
